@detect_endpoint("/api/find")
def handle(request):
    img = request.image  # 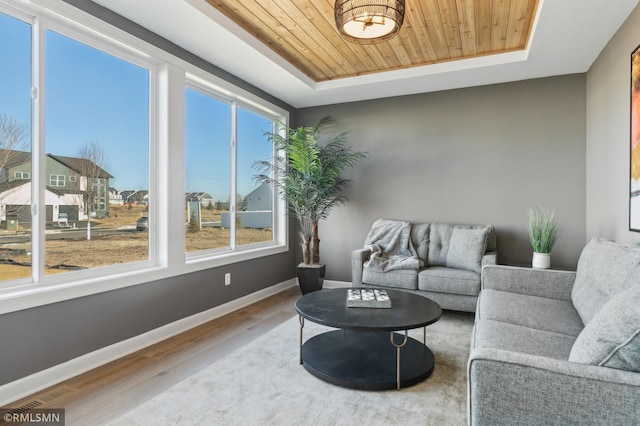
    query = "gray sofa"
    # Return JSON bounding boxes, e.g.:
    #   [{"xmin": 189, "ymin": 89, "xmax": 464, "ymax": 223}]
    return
[
  {"xmin": 352, "ymin": 221, "xmax": 496, "ymax": 312},
  {"xmin": 468, "ymin": 238, "xmax": 640, "ymax": 425}
]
